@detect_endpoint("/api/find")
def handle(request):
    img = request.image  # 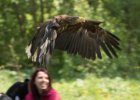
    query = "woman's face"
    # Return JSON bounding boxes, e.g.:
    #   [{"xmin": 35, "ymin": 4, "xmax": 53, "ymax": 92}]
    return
[{"xmin": 34, "ymin": 71, "xmax": 49, "ymax": 92}]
